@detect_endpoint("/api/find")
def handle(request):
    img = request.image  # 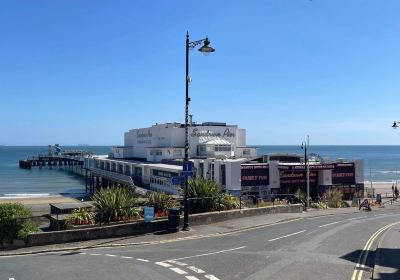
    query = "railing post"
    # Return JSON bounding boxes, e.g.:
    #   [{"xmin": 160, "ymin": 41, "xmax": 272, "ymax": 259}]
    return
[{"xmin": 239, "ymin": 195, "xmax": 242, "ymax": 210}]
